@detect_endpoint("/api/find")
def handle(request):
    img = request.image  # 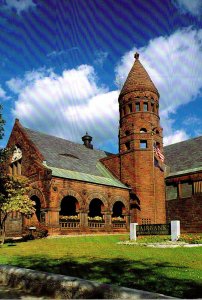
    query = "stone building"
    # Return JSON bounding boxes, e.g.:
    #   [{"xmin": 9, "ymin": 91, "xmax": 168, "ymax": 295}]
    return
[{"xmin": 5, "ymin": 53, "xmax": 167, "ymax": 236}]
